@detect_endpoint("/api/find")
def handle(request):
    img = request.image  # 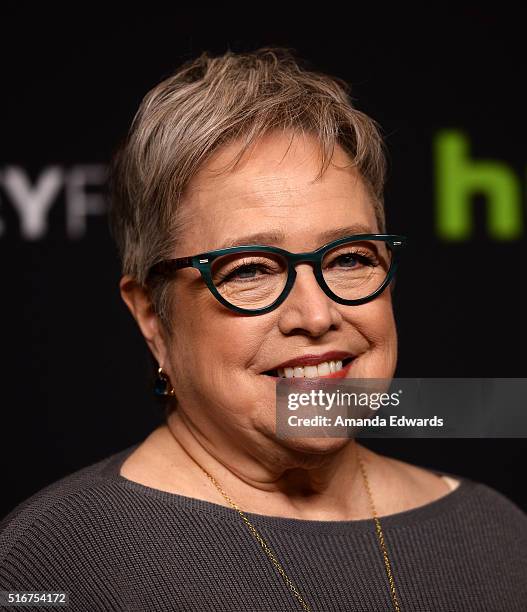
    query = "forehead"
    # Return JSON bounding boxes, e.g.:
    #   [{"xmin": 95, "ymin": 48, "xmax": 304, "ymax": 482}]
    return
[{"xmin": 177, "ymin": 131, "xmax": 378, "ymax": 253}]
